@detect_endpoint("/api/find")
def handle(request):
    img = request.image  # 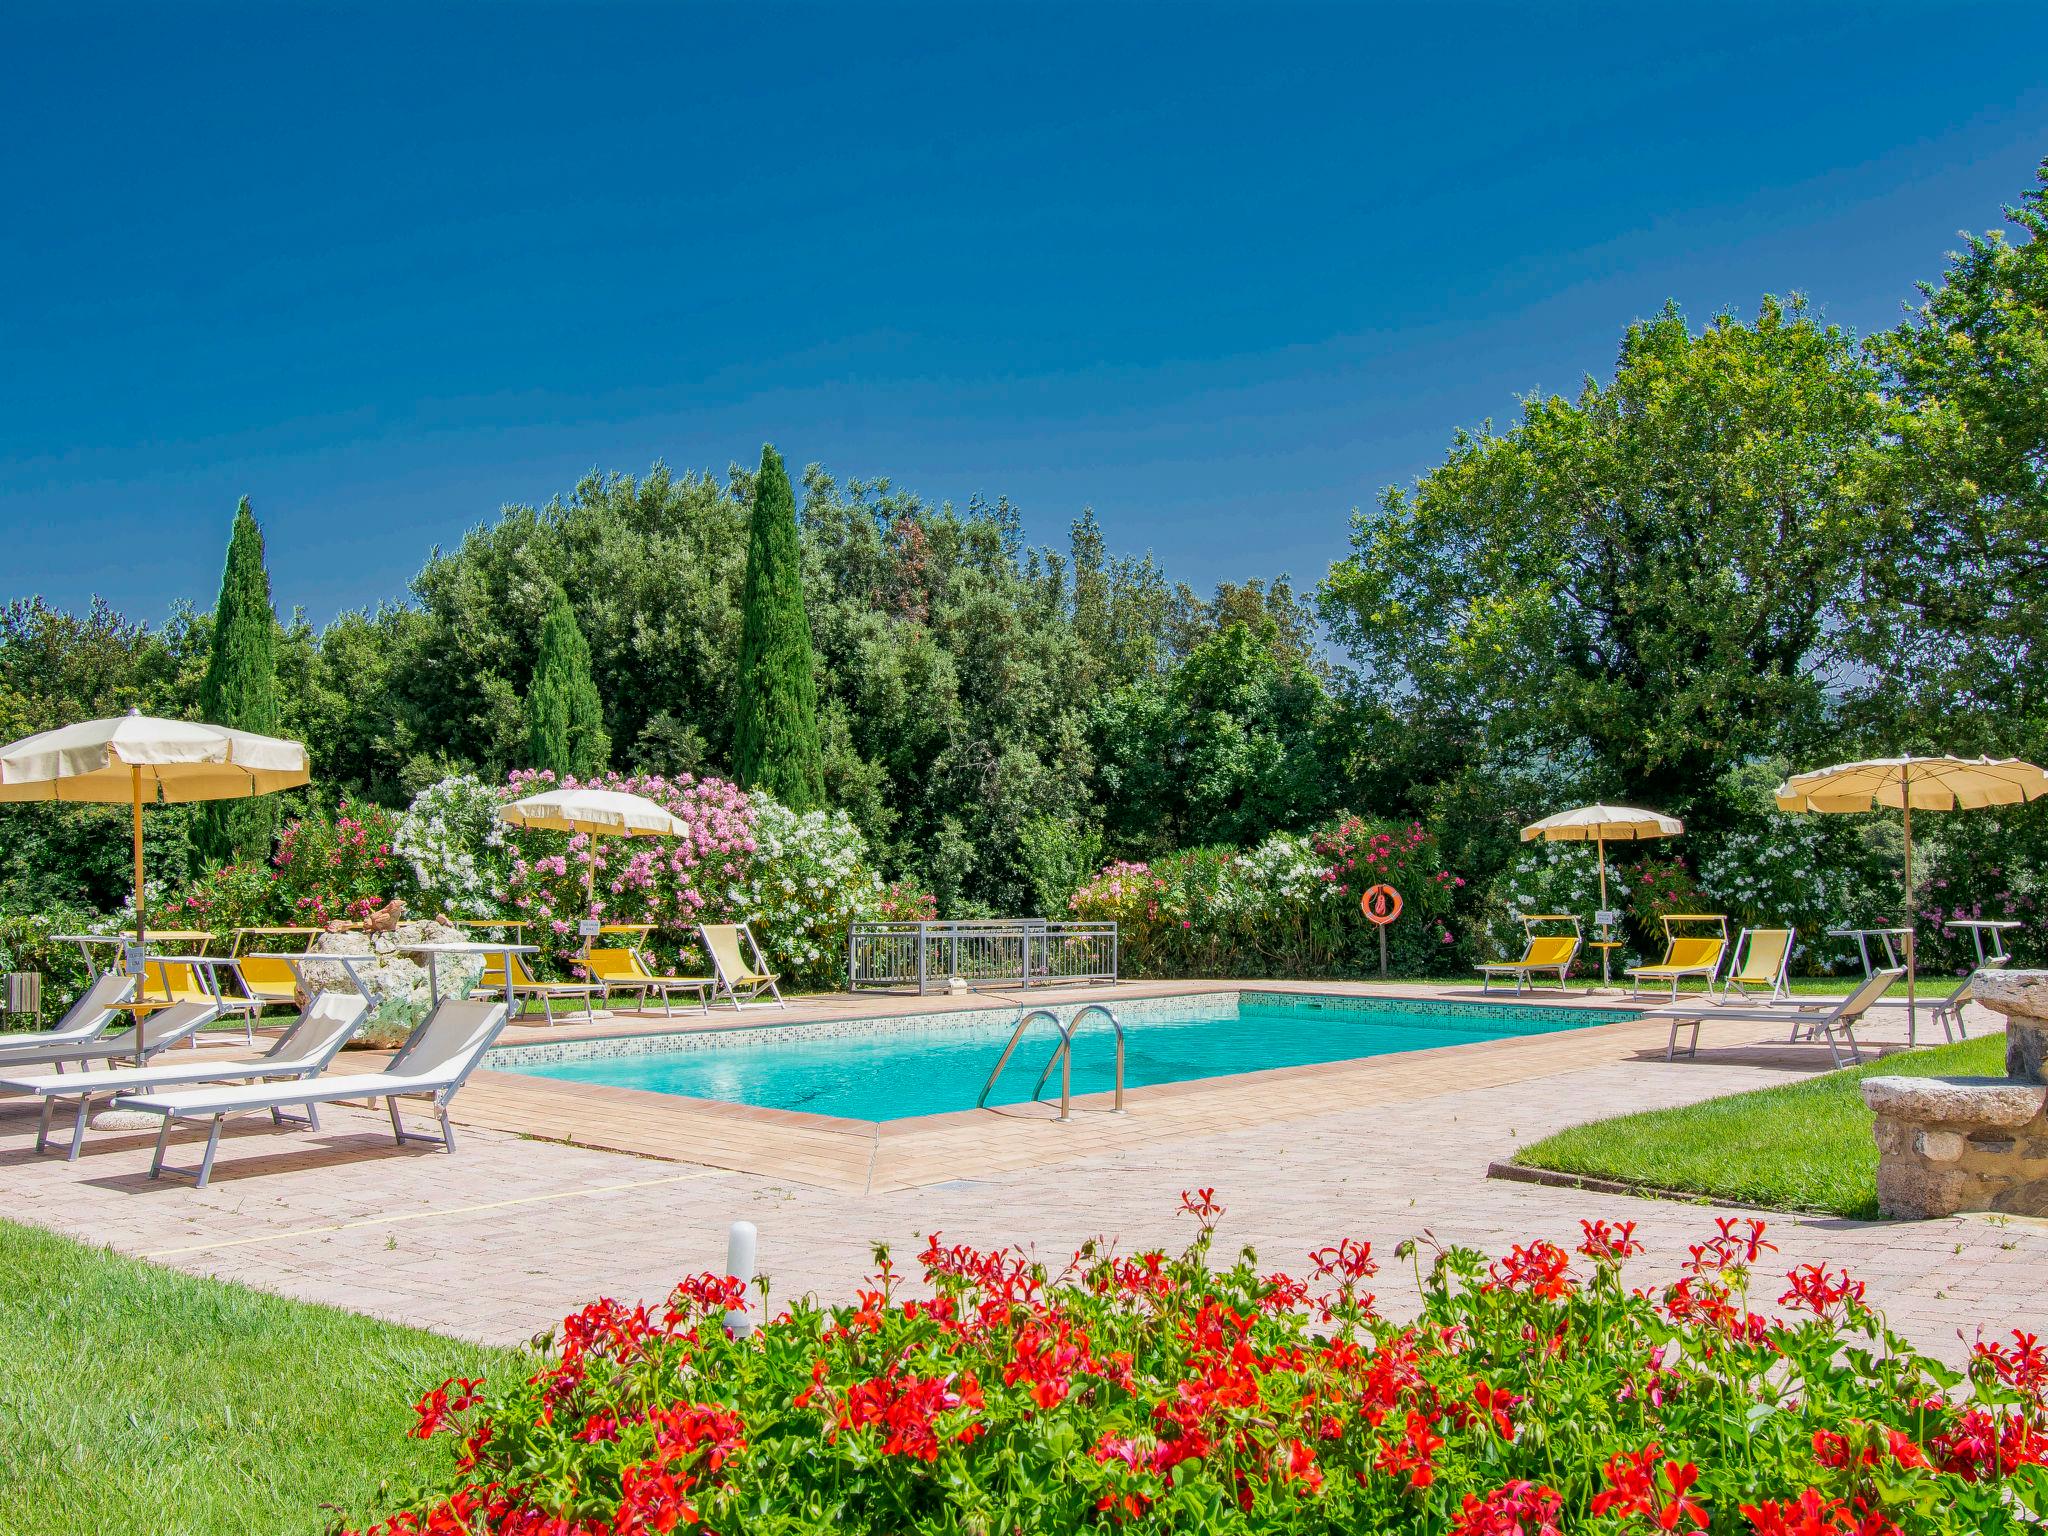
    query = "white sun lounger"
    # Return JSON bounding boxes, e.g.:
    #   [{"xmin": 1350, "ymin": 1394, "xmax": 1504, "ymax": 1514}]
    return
[
  {"xmin": 0, "ymin": 972, "xmax": 137, "ymax": 1053},
  {"xmin": 115, "ymin": 997, "xmax": 509, "ymax": 1188},
  {"xmin": 0, "ymin": 991, "xmax": 370, "ymax": 1161},
  {"xmin": 1653, "ymin": 967, "xmax": 1900, "ymax": 1068},
  {"xmin": 0, "ymin": 997, "xmax": 221, "ymax": 1072}
]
